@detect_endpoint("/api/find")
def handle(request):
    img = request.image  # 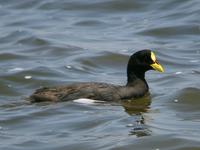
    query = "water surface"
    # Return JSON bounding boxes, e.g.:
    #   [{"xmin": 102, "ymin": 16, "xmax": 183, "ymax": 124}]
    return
[{"xmin": 0, "ymin": 0, "xmax": 200, "ymax": 150}]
